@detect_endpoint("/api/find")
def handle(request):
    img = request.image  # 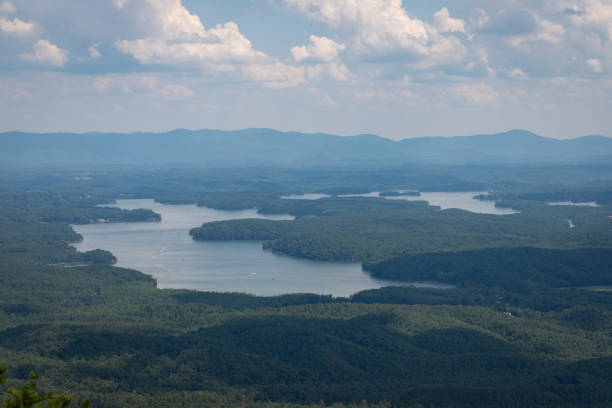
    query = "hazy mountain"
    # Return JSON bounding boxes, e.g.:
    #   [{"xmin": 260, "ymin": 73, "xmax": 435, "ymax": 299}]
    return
[{"xmin": 1, "ymin": 128, "xmax": 610, "ymax": 169}]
